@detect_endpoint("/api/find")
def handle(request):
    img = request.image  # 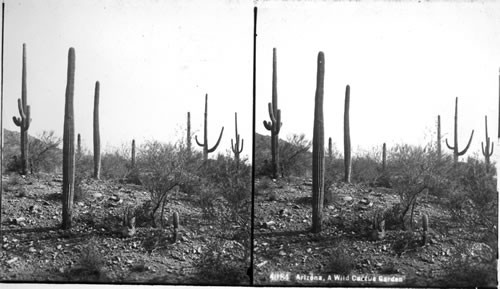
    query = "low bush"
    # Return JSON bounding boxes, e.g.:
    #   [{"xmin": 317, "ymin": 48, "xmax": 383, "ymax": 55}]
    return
[{"xmin": 325, "ymin": 241, "xmax": 356, "ymax": 275}]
